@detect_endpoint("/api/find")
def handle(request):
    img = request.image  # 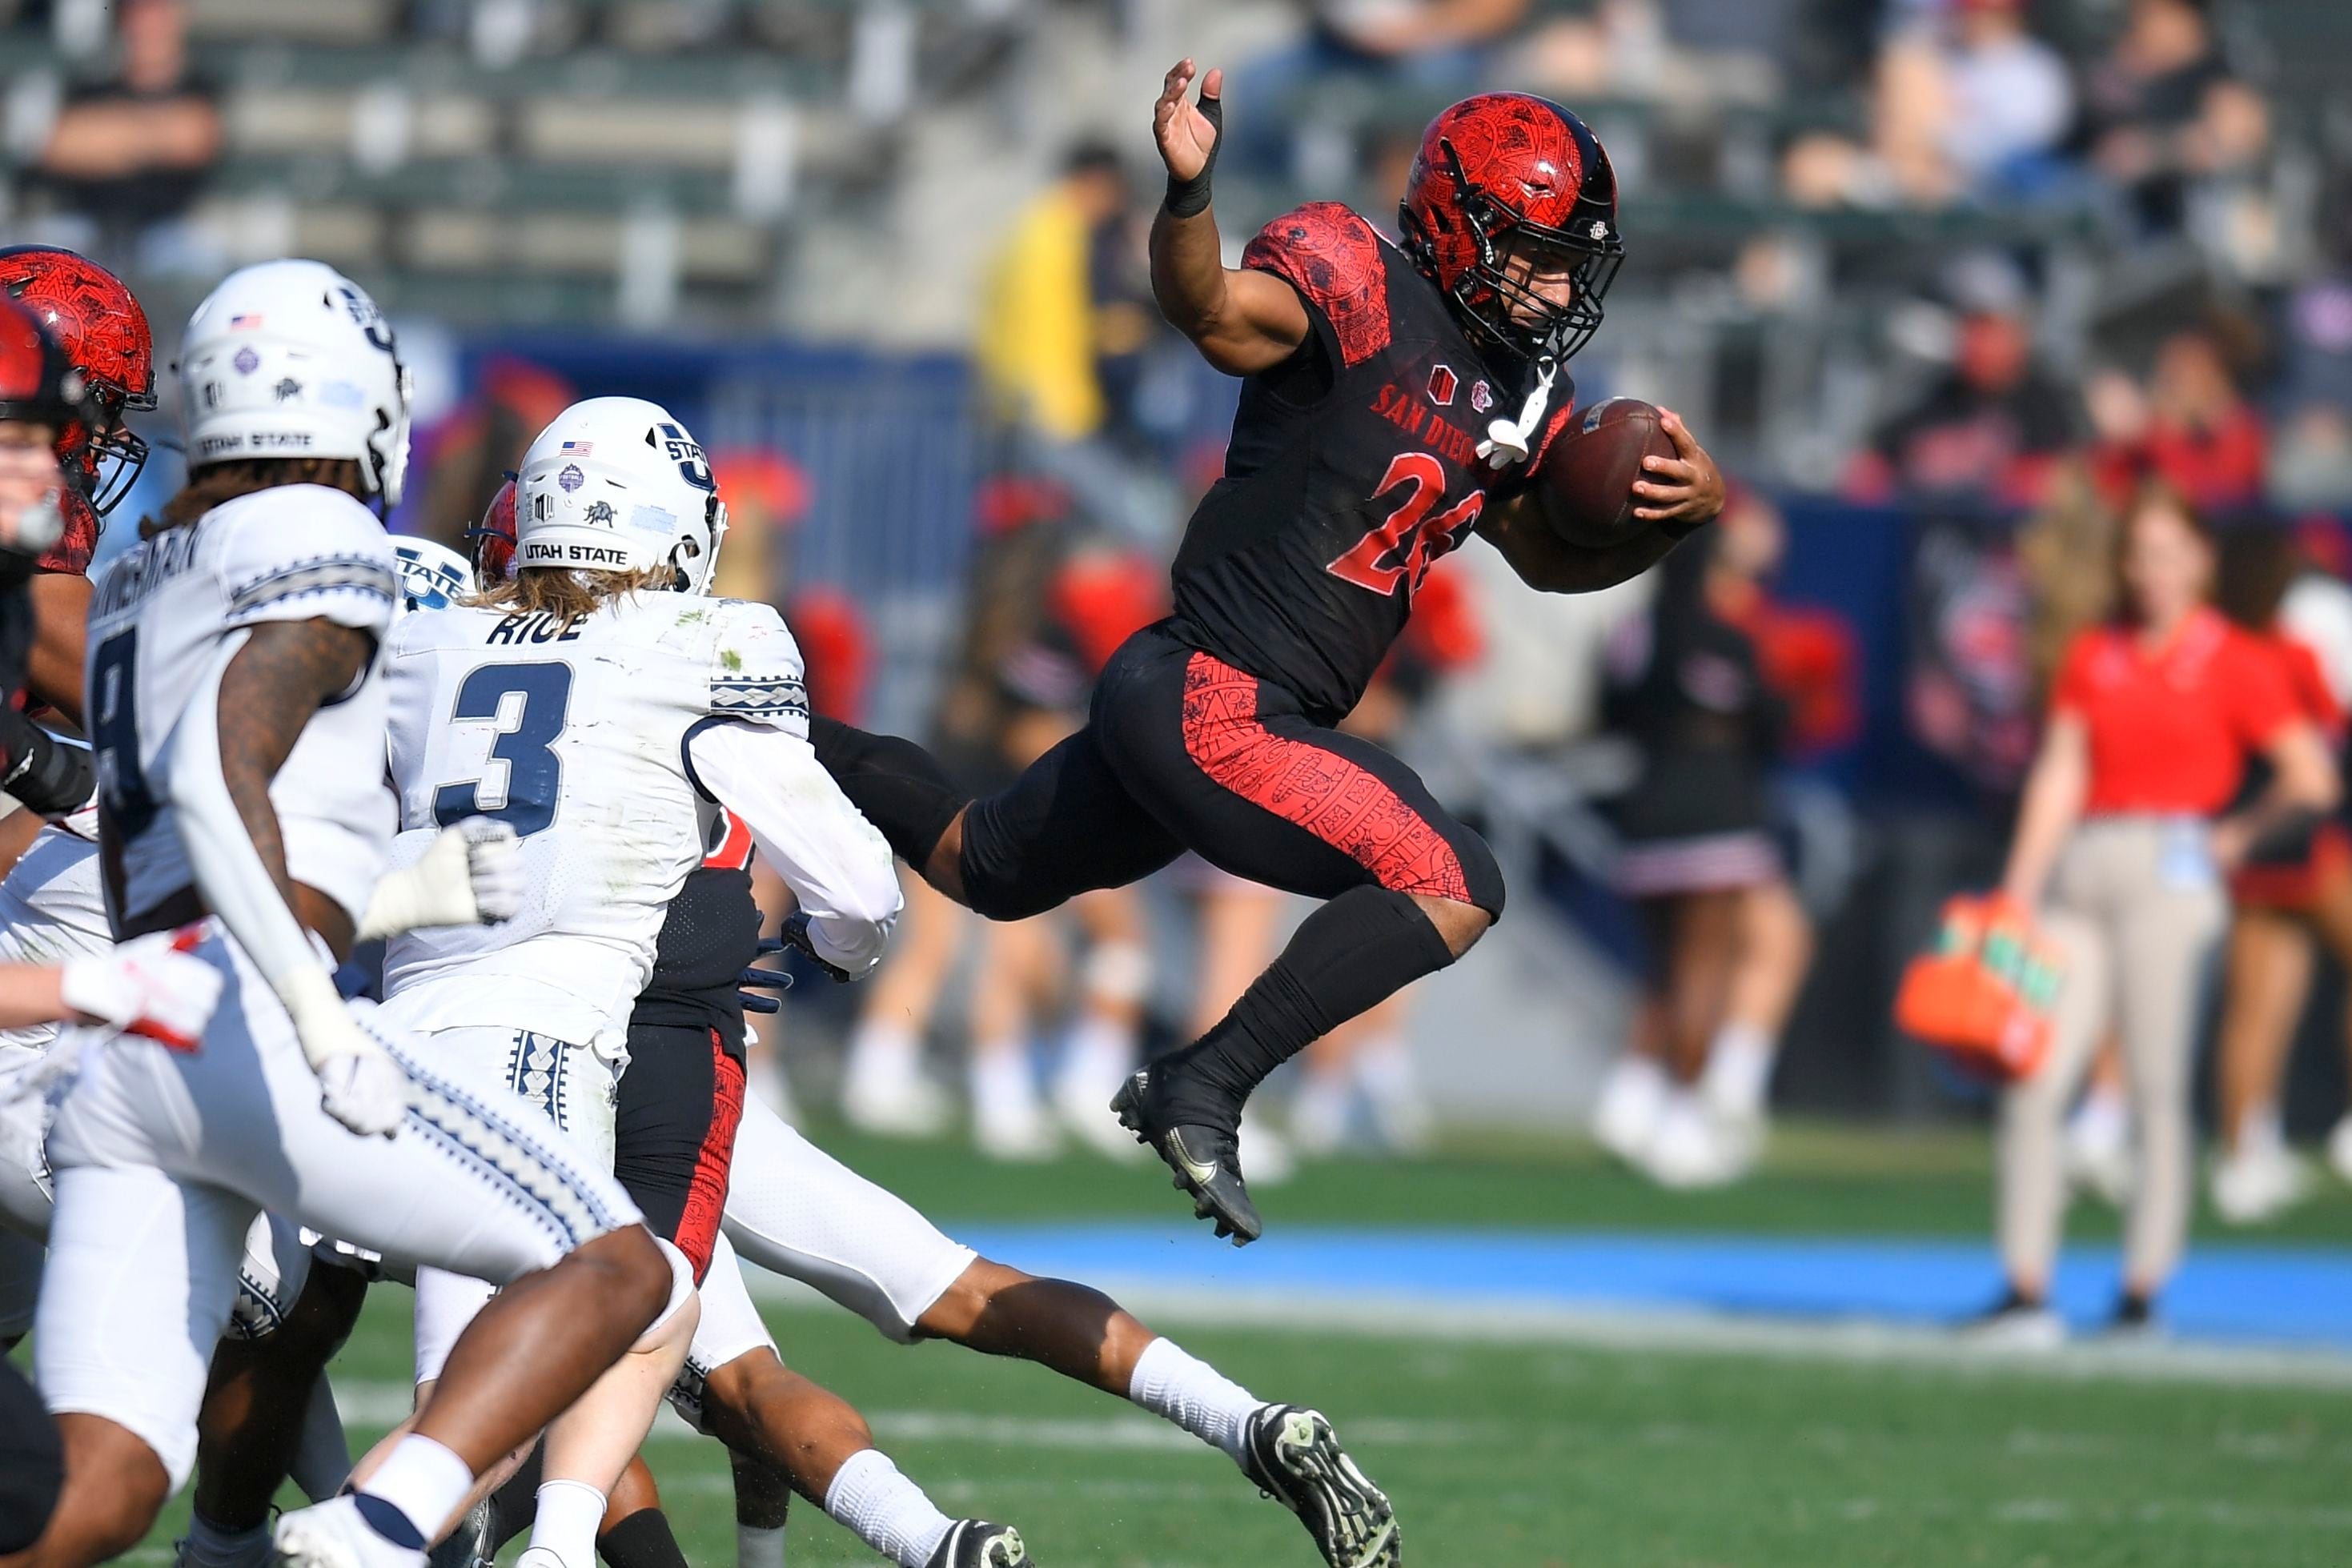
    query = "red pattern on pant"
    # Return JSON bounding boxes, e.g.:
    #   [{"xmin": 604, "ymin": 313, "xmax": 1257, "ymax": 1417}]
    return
[
  {"xmin": 1178, "ymin": 651, "xmax": 1471, "ymax": 902},
  {"xmin": 675, "ymin": 1030, "xmax": 745, "ymax": 1283}
]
